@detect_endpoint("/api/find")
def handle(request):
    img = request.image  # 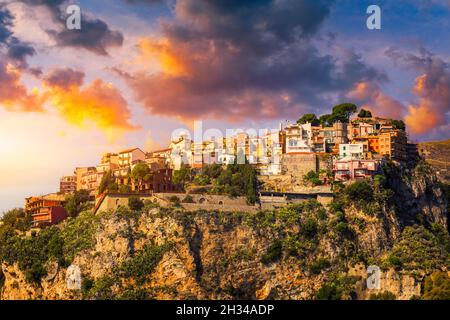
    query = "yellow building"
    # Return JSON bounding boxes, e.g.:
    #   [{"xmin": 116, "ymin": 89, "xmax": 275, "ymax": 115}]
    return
[{"xmin": 379, "ymin": 129, "xmax": 407, "ymax": 161}]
